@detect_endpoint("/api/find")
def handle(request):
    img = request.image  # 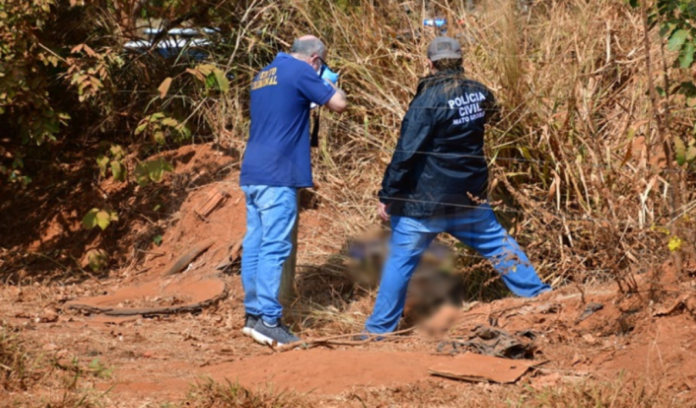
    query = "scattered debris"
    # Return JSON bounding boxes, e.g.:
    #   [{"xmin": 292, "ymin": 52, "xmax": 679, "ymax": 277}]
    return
[
  {"xmin": 65, "ymin": 274, "xmax": 229, "ymax": 317},
  {"xmin": 653, "ymin": 295, "xmax": 689, "ymax": 317},
  {"xmin": 429, "ymin": 352, "xmax": 544, "ymax": 384},
  {"xmin": 195, "ymin": 188, "xmax": 229, "ymax": 218},
  {"xmin": 436, "ymin": 325, "xmax": 537, "ymax": 360},
  {"xmin": 215, "ymin": 234, "xmax": 244, "ymax": 272},
  {"xmin": 529, "ymin": 371, "xmax": 562, "ymax": 389},
  {"xmin": 38, "ymin": 308, "xmax": 59, "ymax": 323},
  {"xmin": 162, "ymin": 239, "xmax": 214, "ymax": 276},
  {"xmin": 531, "ymin": 302, "xmax": 561, "ymax": 314},
  {"xmin": 582, "ymin": 333, "xmax": 596, "ymax": 344},
  {"xmin": 577, "ymin": 302, "xmax": 604, "ymax": 322}
]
